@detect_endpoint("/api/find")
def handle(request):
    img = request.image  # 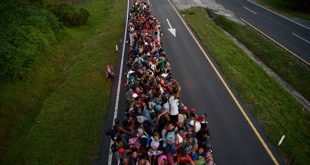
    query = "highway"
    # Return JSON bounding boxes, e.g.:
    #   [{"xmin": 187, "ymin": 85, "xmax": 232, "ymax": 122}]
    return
[
  {"xmin": 97, "ymin": 0, "xmax": 284, "ymax": 164},
  {"xmin": 214, "ymin": 0, "xmax": 310, "ymax": 64}
]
